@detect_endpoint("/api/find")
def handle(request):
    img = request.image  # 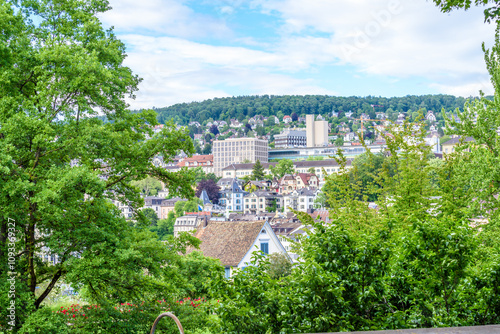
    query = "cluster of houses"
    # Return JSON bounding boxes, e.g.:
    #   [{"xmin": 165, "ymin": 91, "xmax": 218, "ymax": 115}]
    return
[{"xmin": 113, "ymin": 110, "xmax": 449, "ymax": 277}]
